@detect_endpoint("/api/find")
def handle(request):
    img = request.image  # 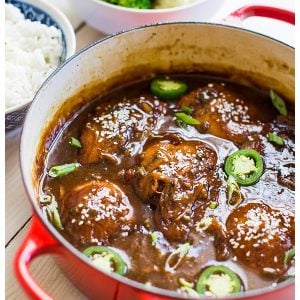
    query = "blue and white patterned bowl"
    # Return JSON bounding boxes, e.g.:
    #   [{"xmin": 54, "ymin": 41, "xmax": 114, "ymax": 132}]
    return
[{"xmin": 5, "ymin": 0, "xmax": 76, "ymax": 131}]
